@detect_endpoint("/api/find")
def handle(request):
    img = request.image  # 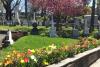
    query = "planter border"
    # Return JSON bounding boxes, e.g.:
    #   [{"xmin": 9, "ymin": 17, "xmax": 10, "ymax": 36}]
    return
[{"xmin": 47, "ymin": 47, "xmax": 100, "ymax": 67}]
